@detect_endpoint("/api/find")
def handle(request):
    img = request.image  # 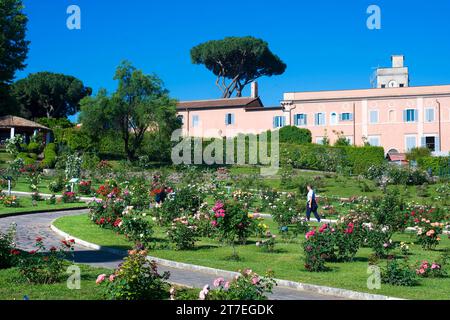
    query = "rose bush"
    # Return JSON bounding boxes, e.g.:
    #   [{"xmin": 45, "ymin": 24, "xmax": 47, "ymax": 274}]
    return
[
  {"xmin": 167, "ymin": 215, "xmax": 198, "ymax": 250},
  {"xmin": 201, "ymin": 269, "xmax": 276, "ymax": 300},
  {"xmin": 97, "ymin": 250, "xmax": 170, "ymax": 300},
  {"xmin": 16, "ymin": 237, "xmax": 75, "ymax": 284}
]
